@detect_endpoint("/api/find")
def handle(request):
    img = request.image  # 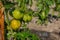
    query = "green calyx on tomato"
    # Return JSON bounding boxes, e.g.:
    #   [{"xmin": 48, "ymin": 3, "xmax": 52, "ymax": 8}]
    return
[{"xmin": 12, "ymin": 9, "xmax": 23, "ymax": 19}]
